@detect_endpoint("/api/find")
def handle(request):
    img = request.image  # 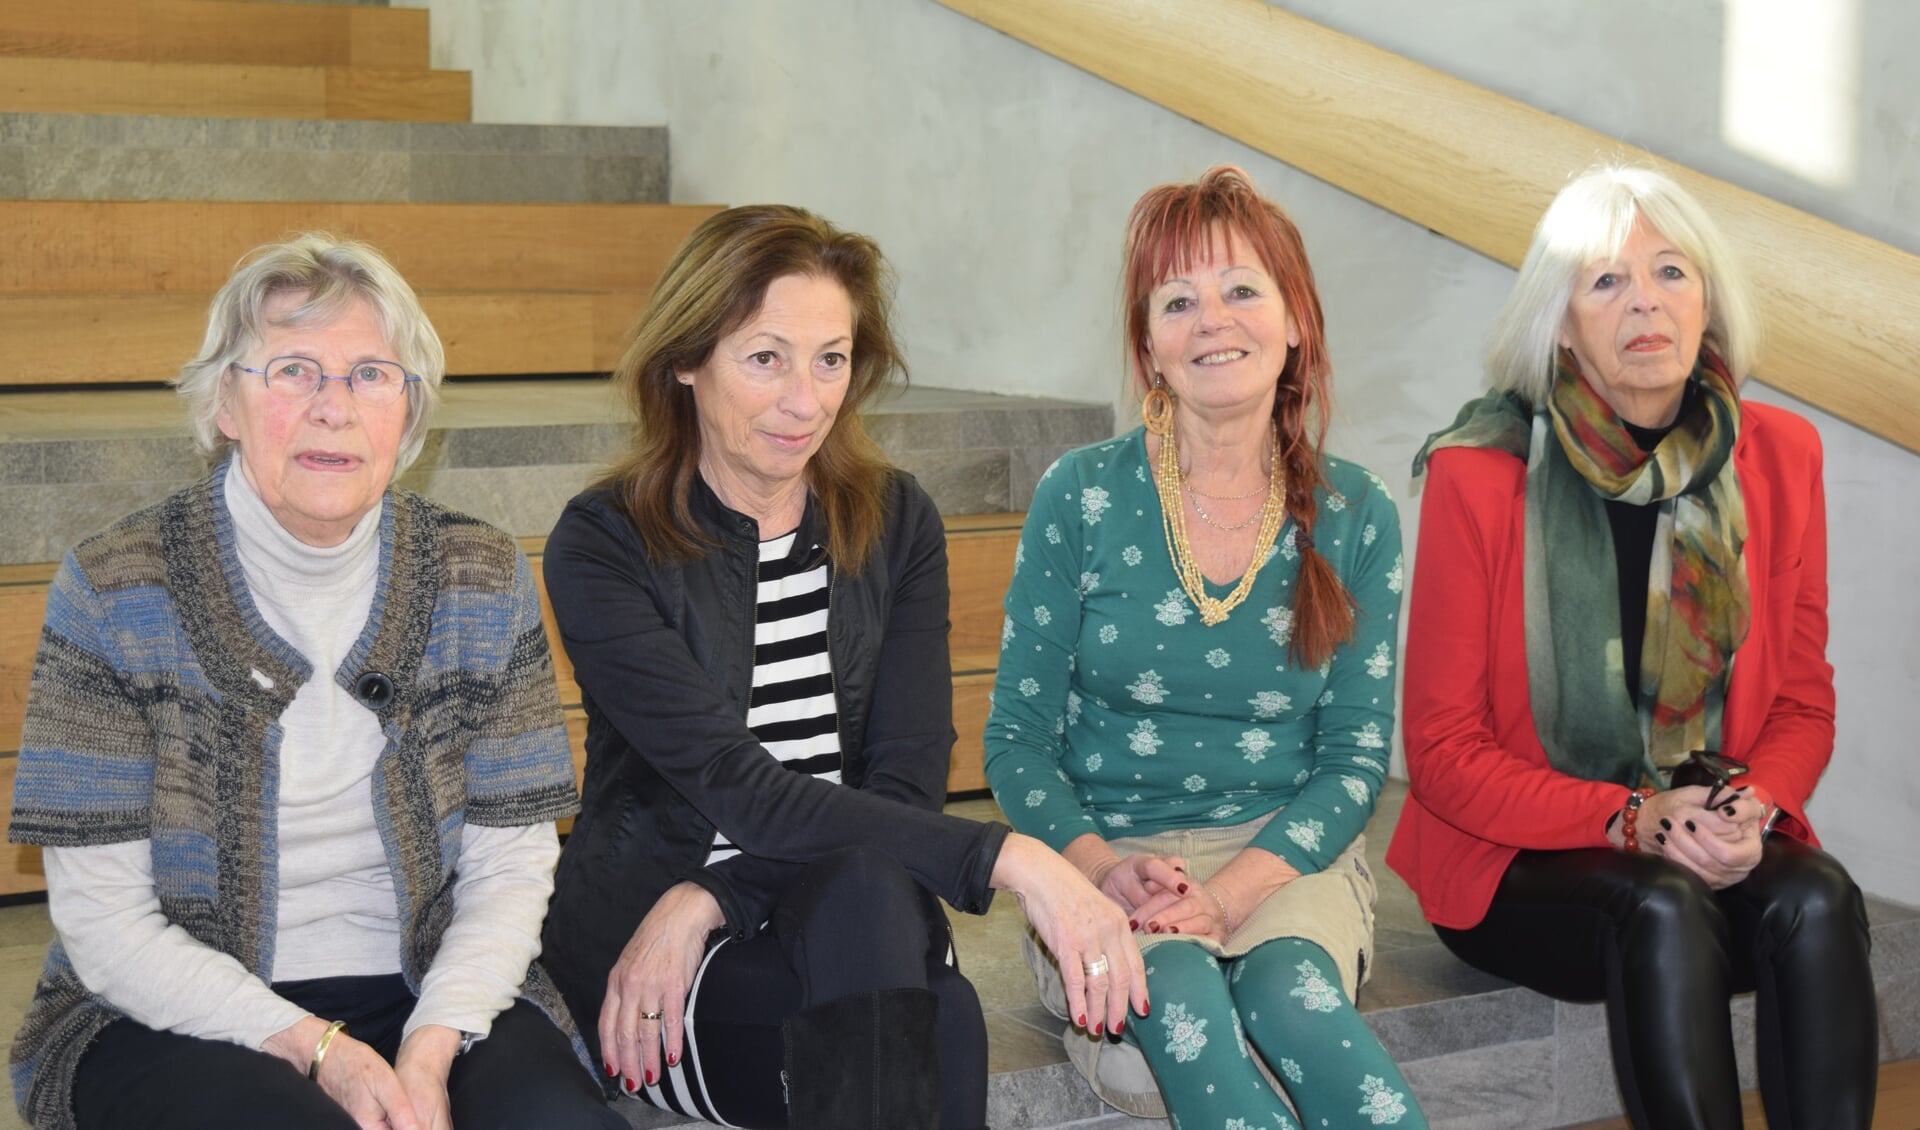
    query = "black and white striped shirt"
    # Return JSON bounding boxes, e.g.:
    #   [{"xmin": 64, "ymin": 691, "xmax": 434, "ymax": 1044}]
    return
[{"xmin": 706, "ymin": 532, "xmax": 841, "ymax": 865}]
